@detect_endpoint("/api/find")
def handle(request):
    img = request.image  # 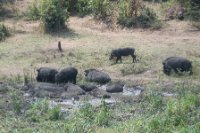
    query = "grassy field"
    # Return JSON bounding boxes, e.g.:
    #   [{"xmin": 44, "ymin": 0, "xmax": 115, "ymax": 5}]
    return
[
  {"xmin": 0, "ymin": 0, "xmax": 200, "ymax": 132},
  {"xmin": 1, "ymin": 17, "xmax": 200, "ymax": 84}
]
